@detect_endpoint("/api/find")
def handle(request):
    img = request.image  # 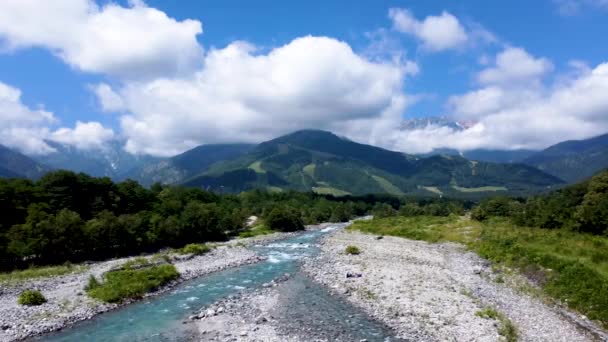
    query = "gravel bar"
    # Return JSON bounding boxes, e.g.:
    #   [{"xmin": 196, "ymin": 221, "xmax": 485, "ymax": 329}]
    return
[{"xmin": 303, "ymin": 229, "xmax": 607, "ymax": 342}]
